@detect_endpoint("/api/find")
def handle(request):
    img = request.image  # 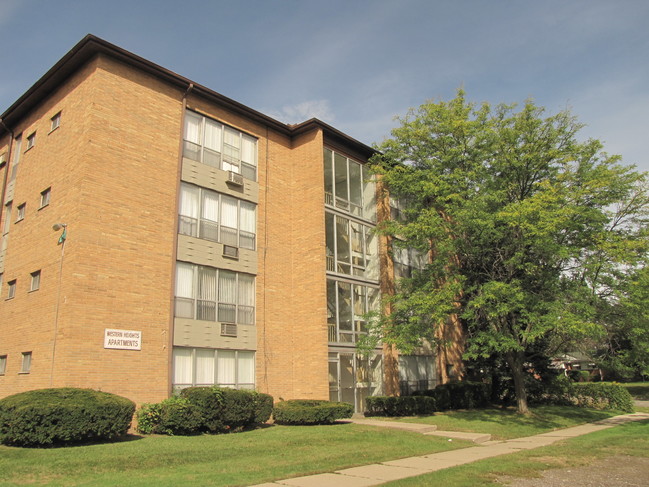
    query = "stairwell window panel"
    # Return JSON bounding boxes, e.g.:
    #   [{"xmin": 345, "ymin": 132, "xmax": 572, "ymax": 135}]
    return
[
  {"xmin": 218, "ymin": 270, "xmax": 237, "ymax": 323},
  {"xmin": 200, "ymin": 190, "xmax": 220, "ymax": 241},
  {"xmin": 237, "ymin": 274, "xmax": 255, "ymax": 325},
  {"xmin": 179, "ymin": 183, "xmax": 199, "ymax": 236},
  {"xmin": 239, "ymin": 201, "xmax": 256, "ymax": 249},
  {"xmin": 217, "ymin": 350, "xmax": 236, "ymax": 386},
  {"xmin": 175, "ymin": 262, "xmax": 195, "ymax": 318},
  {"xmin": 173, "ymin": 348, "xmax": 193, "ymax": 386},
  {"xmin": 237, "ymin": 351, "xmax": 255, "ymax": 388},
  {"xmin": 195, "ymin": 349, "xmax": 216, "ymax": 385},
  {"xmin": 197, "ymin": 267, "xmax": 217, "ymax": 321},
  {"xmin": 220, "ymin": 196, "xmax": 239, "ymax": 246}
]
